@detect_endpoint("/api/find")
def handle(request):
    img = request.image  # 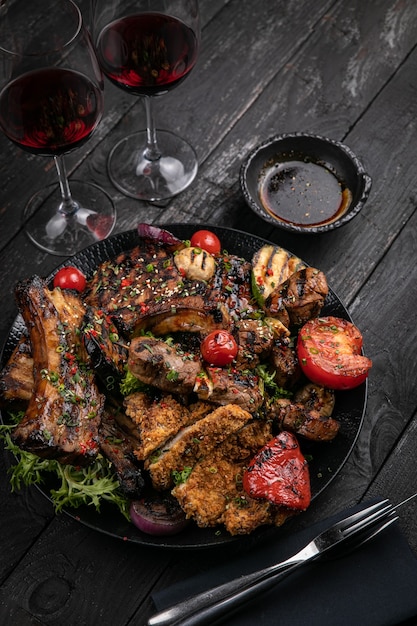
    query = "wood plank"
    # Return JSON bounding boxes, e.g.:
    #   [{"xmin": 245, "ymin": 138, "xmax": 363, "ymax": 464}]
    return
[
  {"xmin": 0, "ymin": 444, "xmax": 55, "ymax": 583},
  {"xmin": 364, "ymin": 416, "xmax": 417, "ymax": 555},
  {"xmin": 160, "ymin": 0, "xmax": 417, "ymax": 303},
  {"xmin": 1, "ymin": 1, "xmax": 417, "ymax": 622},
  {"xmin": 0, "ymin": 0, "xmax": 338, "ymax": 340},
  {"xmin": 0, "ymin": 512, "xmax": 170, "ymax": 624},
  {"xmin": 291, "ymin": 206, "xmax": 417, "ymax": 529}
]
